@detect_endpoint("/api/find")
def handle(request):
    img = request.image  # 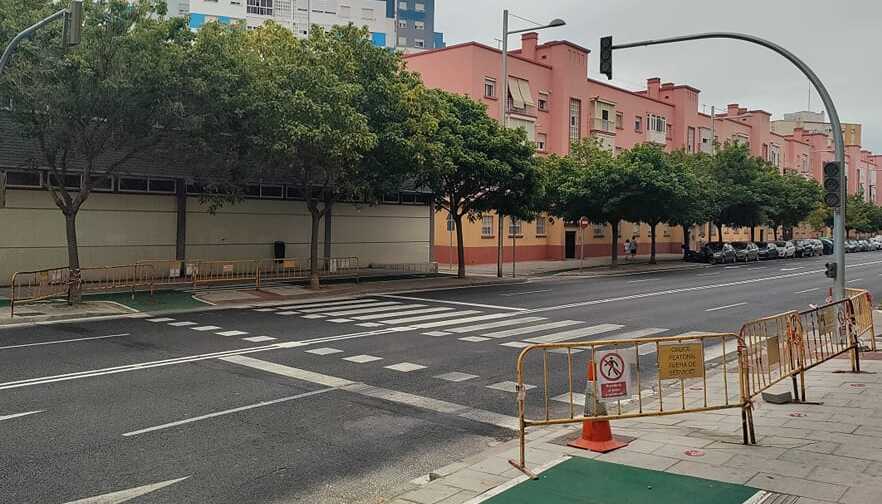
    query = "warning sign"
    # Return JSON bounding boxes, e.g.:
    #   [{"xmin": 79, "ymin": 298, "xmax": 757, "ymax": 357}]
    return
[
  {"xmin": 282, "ymin": 259, "xmax": 297, "ymax": 269},
  {"xmin": 597, "ymin": 350, "xmax": 629, "ymax": 401},
  {"xmin": 659, "ymin": 343, "xmax": 704, "ymax": 380},
  {"xmin": 222, "ymin": 263, "xmax": 234, "ymax": 274}
]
